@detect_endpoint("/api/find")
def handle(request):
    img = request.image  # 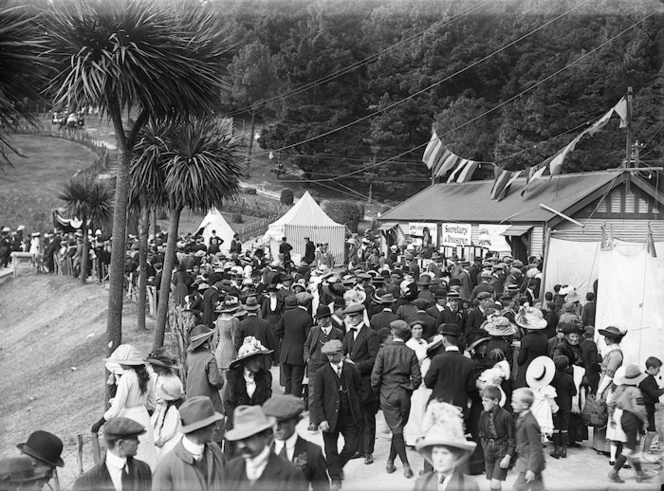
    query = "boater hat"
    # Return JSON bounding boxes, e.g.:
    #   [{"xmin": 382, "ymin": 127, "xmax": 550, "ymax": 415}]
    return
[
  {"xmin": 225, "ymin": 405, "xmax": 276, "ymax": 441},
  {"xmin": 16, "ymin": 431, "xmax": 64, "ymax": 468},
  {"xmin": 526, "ymin": 356, "xmax": 556, "ymax": 389},
  {"xmin": 179, "ymin": 396, "xmax": 224, "ymax": 434}
]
